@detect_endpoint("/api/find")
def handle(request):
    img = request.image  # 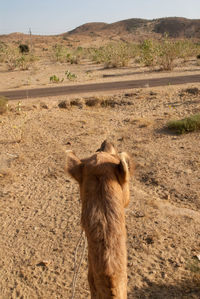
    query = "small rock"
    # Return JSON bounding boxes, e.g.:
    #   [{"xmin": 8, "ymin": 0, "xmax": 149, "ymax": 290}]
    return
[
  {"xmin": 163, "ymin": 193, "xmax": 170, "ymax": 200},
  {"xmin": 36, "ymin": 261, "xmax": 50, "ymax": 268},
  {"xmin": 161, "ymin": 272, "xmax": 166, "ymax": 278},
  {"xmin": 149, "ymin": 91, "xmax": 157, "ymax": 96},
  {"xmin": 145, "ymin": 237, "xmax": 154, "ymax": 245},
  {"xmin": 40, "ymin": 102, "xmax": 48, "ymax": 109},
  {"xmin": 196, "ymin": 254, "xmax": 200, "ymax": 261}
]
